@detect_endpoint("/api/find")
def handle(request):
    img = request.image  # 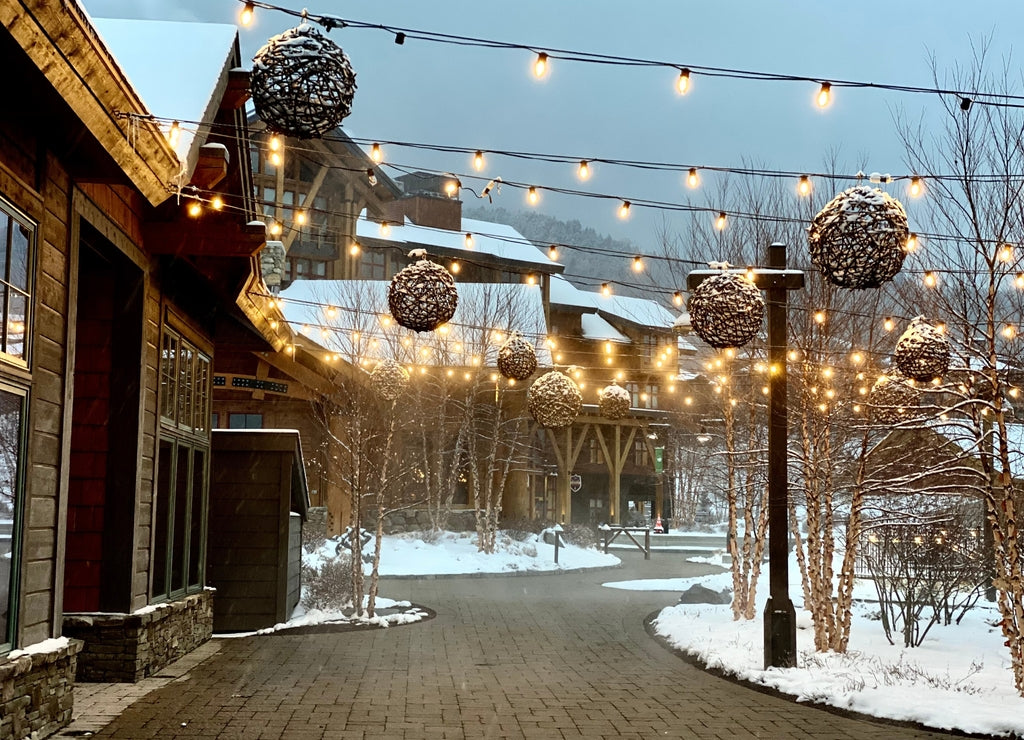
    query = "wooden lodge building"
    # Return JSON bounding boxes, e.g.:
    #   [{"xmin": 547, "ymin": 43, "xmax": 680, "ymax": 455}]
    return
[{"xmin": 0, "ymin": 5, "xmax": 300, "ymax": 738}]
